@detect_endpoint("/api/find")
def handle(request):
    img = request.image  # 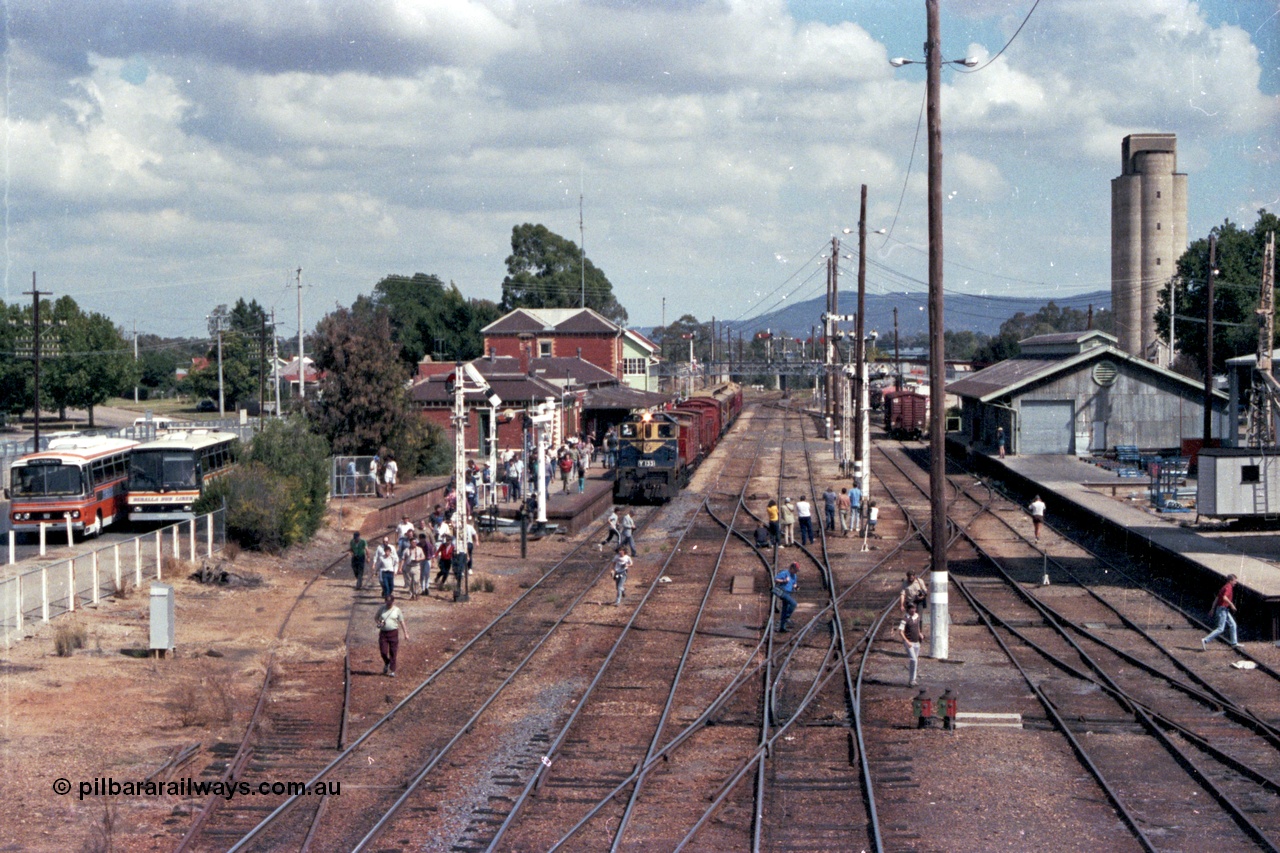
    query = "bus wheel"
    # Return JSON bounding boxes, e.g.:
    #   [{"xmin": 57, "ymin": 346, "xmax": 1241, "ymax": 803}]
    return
[{"xmin": 88, "ymin": 512, "xmax": 103, "ymax": 539}]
